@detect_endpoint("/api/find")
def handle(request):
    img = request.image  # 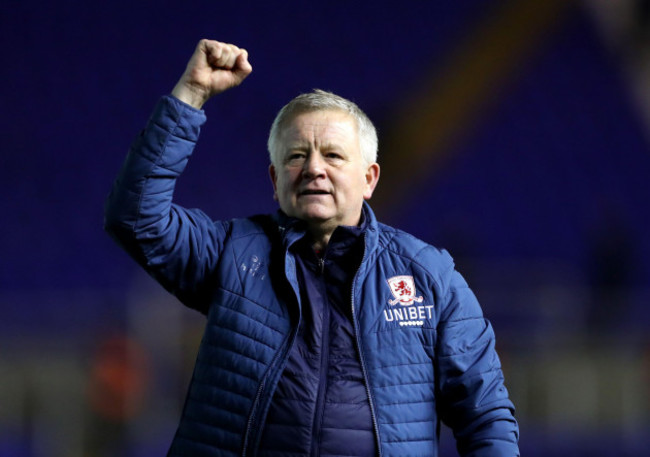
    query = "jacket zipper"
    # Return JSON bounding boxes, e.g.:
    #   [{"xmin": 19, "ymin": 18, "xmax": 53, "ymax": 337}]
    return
[
  {"xmin": 311, "ymin": 254, "xmax": 330, "ymax": 457},
  {"xmin": 241, "ymin": 329, "xmax": 295, "ymax": 457},
  {"xmin": 242, "ymin": 250, "xmax": 302, "ymax": 457},
  {"xmin": 350, "ymin": 233, "xmax": 382, "ymax": 456}
]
